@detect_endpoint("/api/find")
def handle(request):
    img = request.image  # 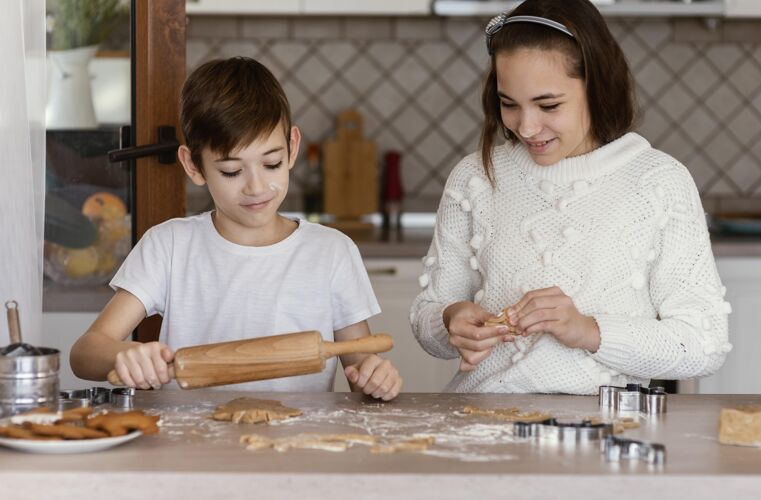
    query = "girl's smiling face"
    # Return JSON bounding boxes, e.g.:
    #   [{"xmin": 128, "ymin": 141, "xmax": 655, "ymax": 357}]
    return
[{"xmin": 496, "ymin": 47, "xmax": 597, "ymax": 166}]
